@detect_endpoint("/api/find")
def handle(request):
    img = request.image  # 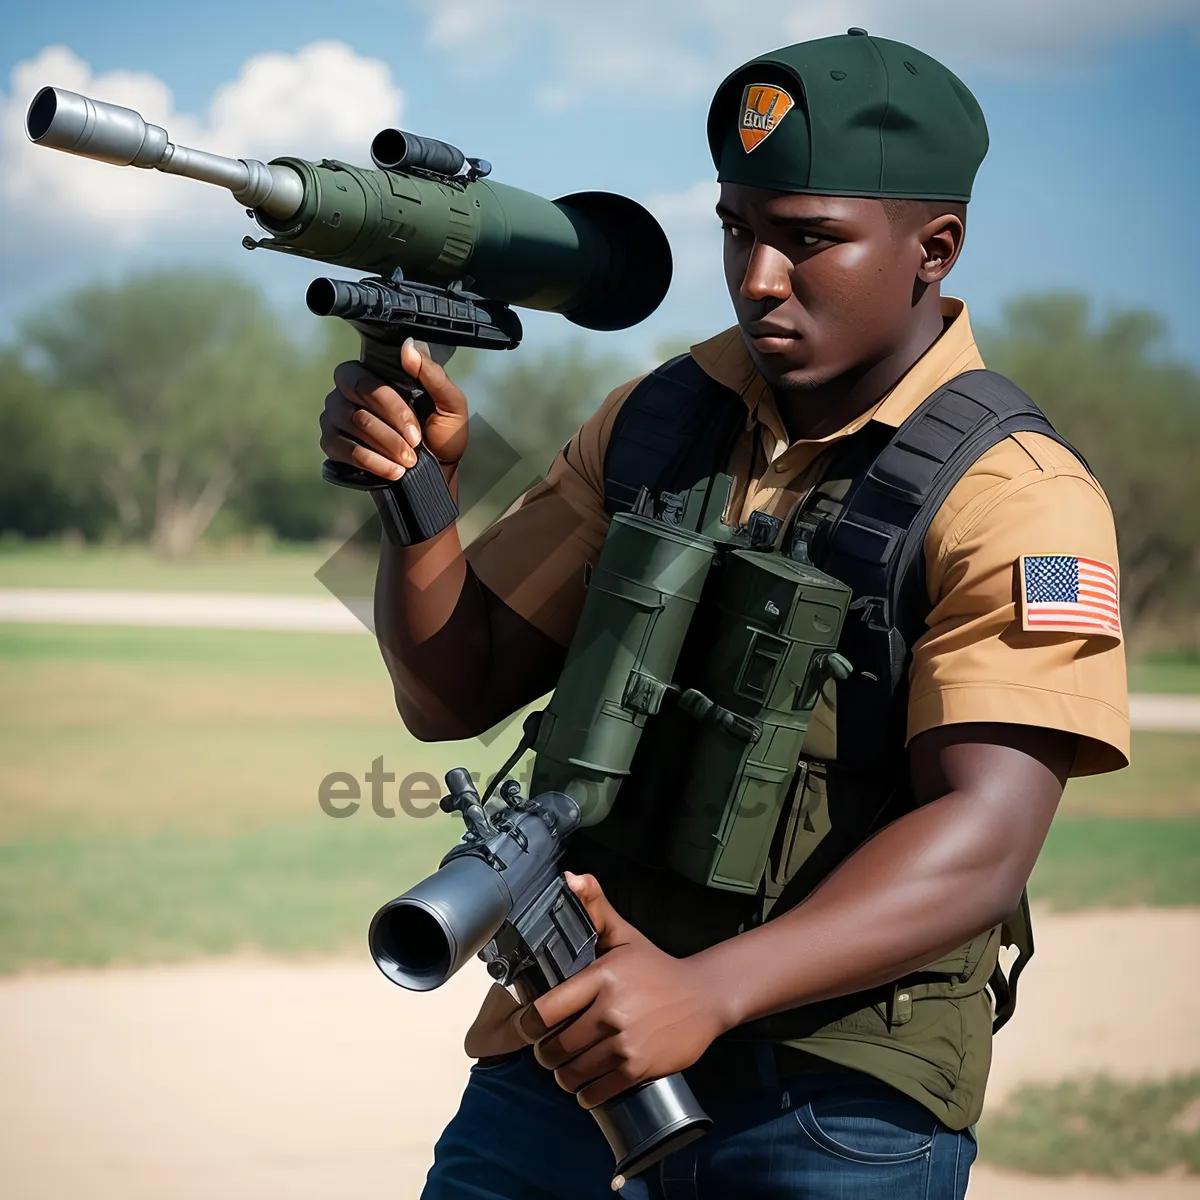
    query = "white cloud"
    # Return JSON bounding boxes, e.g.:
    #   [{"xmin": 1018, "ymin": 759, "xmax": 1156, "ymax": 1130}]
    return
[
  {"xmin": 1, "ymin": 42, "xmax": 405, "ymax": 246},
  {"xmin": 206, "ymin": 42, "xmax": 404, "ymax": 155},
  {"xmin": 415, "ymin": 0, "xmax": 1200, "ymax": 107},
  {"xmin": 637, "ymin": 179, "xmax": 732, "ymax": 345},
  {"xmin": 423, "ymin": 0, "xmax": 518, "ymax": 55},
  {"xmin": 647, "ymin": 180, "xmax": 721, "ymax": 286}
]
